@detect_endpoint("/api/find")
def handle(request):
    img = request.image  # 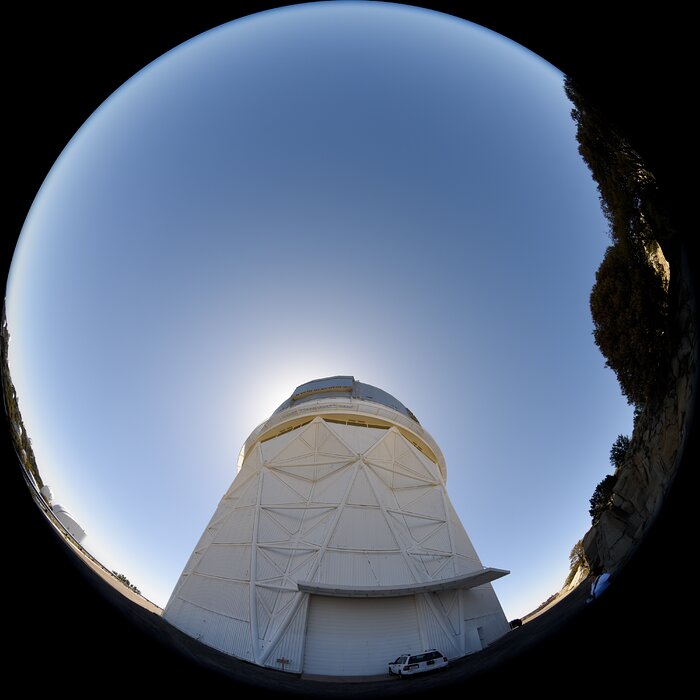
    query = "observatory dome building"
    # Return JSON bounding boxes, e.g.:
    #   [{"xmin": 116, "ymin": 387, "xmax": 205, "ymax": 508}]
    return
[{"xmin": 164, "ymin": 377, "xmax": 510, "ymax": 676}]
